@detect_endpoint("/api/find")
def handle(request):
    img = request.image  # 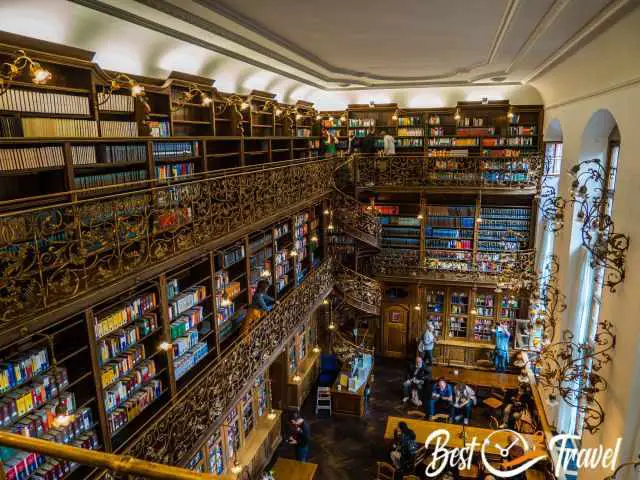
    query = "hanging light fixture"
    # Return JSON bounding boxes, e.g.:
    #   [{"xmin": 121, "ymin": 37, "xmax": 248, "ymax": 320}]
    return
[
  {"xmin": 0, "ymin": 50, "xmax": 52, "ymax": 95},
  {"xmin": 170, "ymin": 83, "xmax": 213, "ymax": 112}
]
